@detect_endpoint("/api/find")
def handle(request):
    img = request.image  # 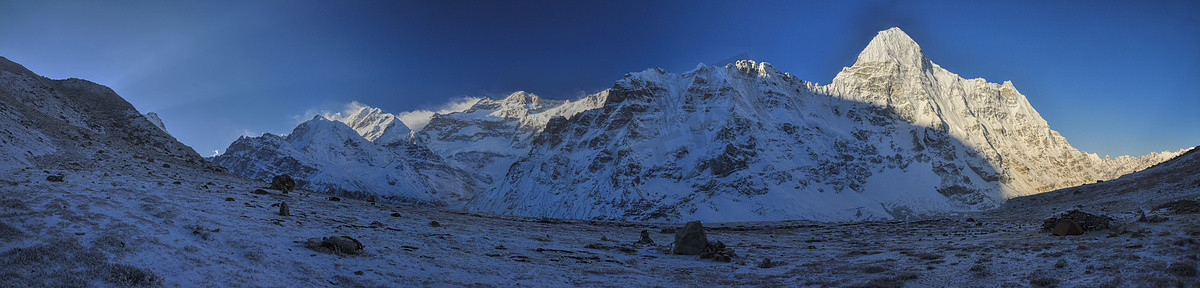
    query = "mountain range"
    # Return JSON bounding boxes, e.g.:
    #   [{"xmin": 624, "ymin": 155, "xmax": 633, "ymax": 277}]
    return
[{"xmin": 213, "ymin": 28, "xmax": 1189, "ymax": 221}]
